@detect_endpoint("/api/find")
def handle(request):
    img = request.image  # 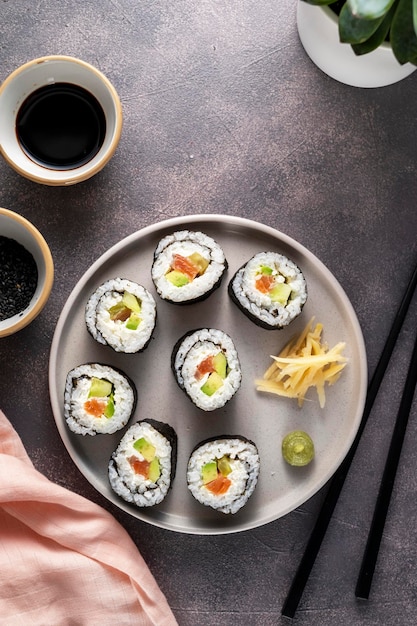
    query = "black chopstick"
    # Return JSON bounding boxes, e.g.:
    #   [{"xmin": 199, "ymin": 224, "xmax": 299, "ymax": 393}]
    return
[
  {"xmin": 281, "ymin": 261, "xmax": 417, "ymax": 619},
  {"xmin": 355, "ymin": 328, "xmax": 417, "ymax": 600}
]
